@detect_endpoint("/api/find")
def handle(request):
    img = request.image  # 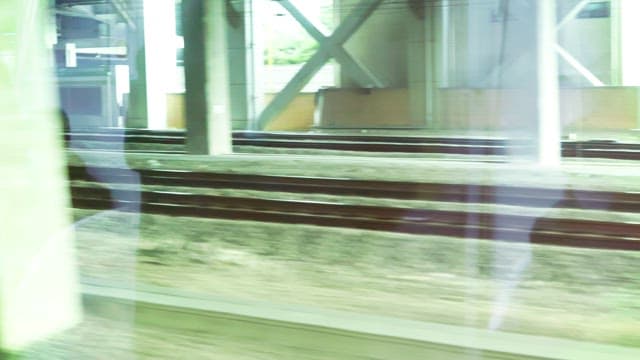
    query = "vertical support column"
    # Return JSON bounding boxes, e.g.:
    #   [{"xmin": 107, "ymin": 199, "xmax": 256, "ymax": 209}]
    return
[
  {"xmin": 64, "ymin": 43, "xmax": 77, "ymax": 68},
  {"xmin": 619, "ymin": 0, "xmax": 640, "ymax": 128},
  {"xmin": 465, "ymin": 0, "xmax": 491, "ymax": 87},
  {"xmin": 619, "ymin": 0, "xmax": 640, "ymax": 86},
  {"xmin": 0, "ymin": 0, "xmax": 80, "ymax": 352},
  {"xmin": 536, "ymin": 0, "xmax": 560, "ymax": 165},
  {"xmin": 183, "ymin": 0, "xmax": 232, "ymax": 154},
  {"xmin": 142, "ymin": 0, "xmax": 176, "ymax": 129},
  {"xmin": 207, "ymin": 0, "xmax": 232, "ymax": 151},
  {"xmin": 332, "ymin": 0, "xmax": 343, "ymax": 88},
  {"xmin": 245, "ymin": 0, "xmax": 261, "ymax": 130},
  {"xmin": 227, "ymin": 0, "xmax": 251, "ymax": 130},
  {"xmin": 610, "ymin": 0, "xmax": 622, "ymax": 86},
  {"xmin": 408, "ymin": 4, "xmax": 427, "ymax": 126},
  {"xmin": 424, "ymin": 3, "xmax": 437, "ymax": 127},
  {"xmin": 183, "ymin": 0, "xmax": 207, "ymax": 151},
  {"xmin": 440, "ymin": 0, "xmax": 450, "ymax": 88},
  {"xmin": 247, "ymin": 0, "xmax": 264, "ymax": 130},
  {"xmin": 450, "ymin": 0, "xmax": 468, "ymax": 88},
  {"xmin": 126, "ymin": 0, "xmax": 148, "ymax": 128}
]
